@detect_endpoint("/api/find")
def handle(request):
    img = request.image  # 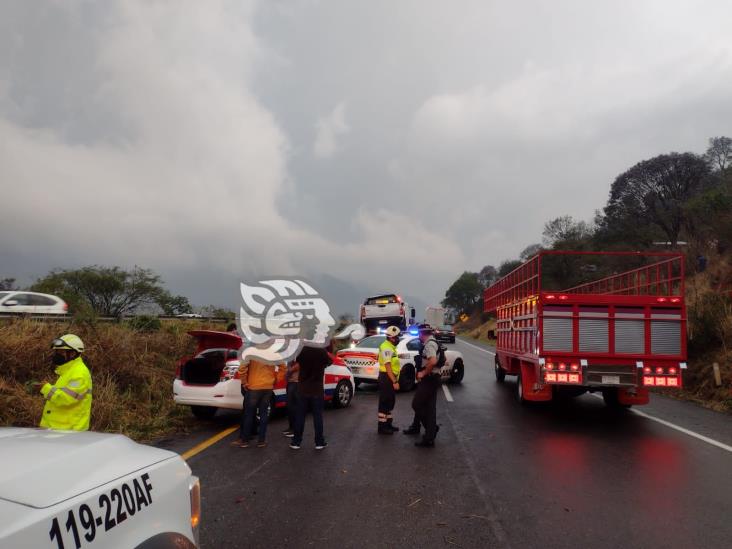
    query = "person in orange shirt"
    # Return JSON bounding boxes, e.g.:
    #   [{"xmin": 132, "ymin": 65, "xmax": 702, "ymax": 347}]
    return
[{"xmin": 231, "ymin": 357, "xmax": 285, "ymax": 448}]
